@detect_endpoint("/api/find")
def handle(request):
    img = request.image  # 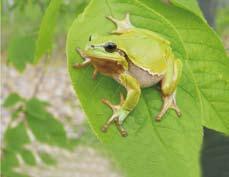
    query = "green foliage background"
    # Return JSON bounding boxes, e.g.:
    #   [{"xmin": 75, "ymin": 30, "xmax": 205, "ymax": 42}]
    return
[
  {"xmin": 1, "ymin": 93, "xmax": 76, "ymax": 177},
  {"xmin": 1, "ymin": 1, "xmax": 88, "ymax": 176}
]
